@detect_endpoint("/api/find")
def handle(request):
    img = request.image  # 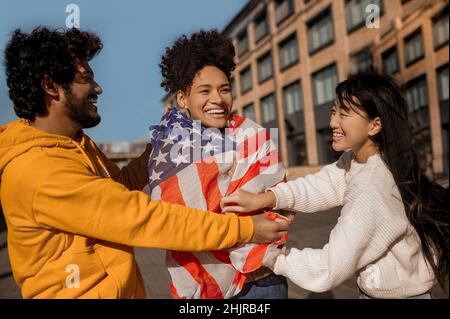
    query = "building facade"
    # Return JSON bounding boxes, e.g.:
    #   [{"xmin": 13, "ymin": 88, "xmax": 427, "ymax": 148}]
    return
[{"xmin": 162, "ymin": 0, "xmax": 449, "ymax": 180}]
